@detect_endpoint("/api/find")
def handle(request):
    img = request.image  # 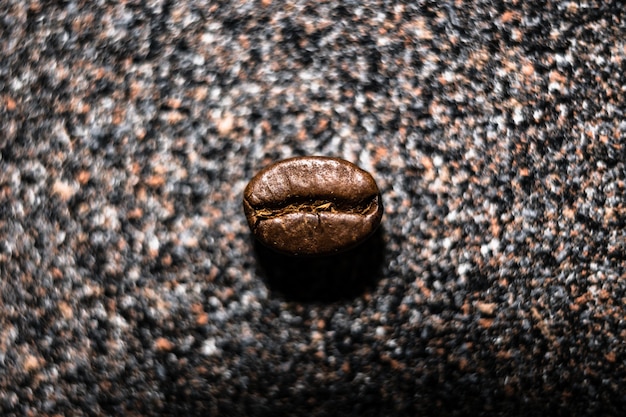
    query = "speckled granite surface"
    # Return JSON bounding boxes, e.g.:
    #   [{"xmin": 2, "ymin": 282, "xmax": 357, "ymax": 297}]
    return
[{"xmin": 1, "ymin": 1, "xmax": 626, "ymax": 416}]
